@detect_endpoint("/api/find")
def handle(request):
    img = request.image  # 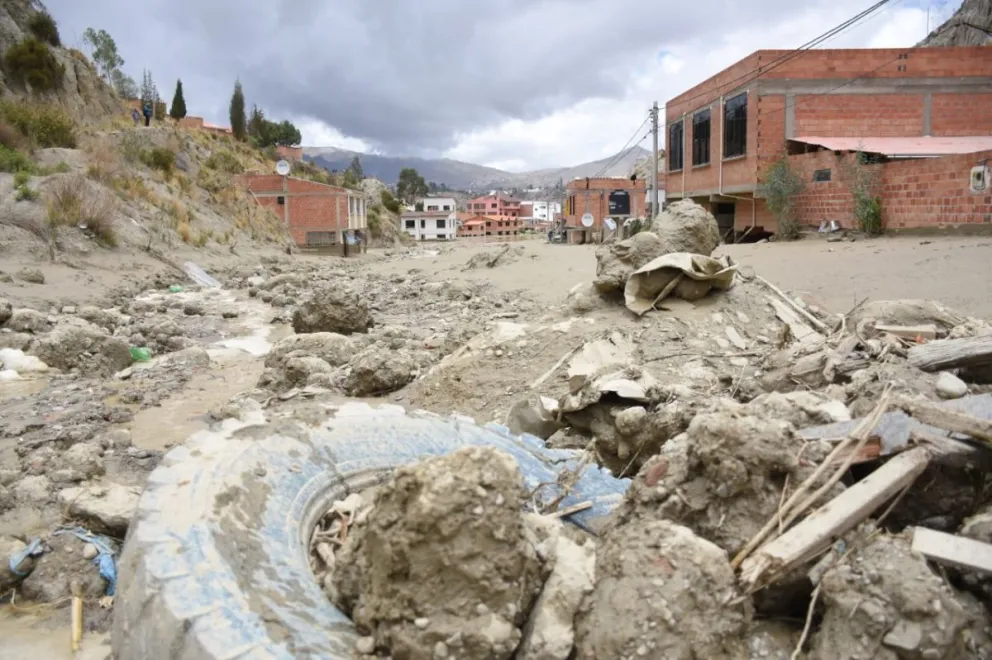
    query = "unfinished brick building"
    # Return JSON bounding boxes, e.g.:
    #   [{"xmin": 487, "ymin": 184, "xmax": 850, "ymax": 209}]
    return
[
  {"xmin": 240, "ymin": 175, "xmax": 368, "ymax": 249},
  {"xmin": 562, "ymin": 176, "xmax": 649, "ymax": 243},
  {"xmin": 664, "ymin": 46, "xmax": 992, "ymax": 234}
]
